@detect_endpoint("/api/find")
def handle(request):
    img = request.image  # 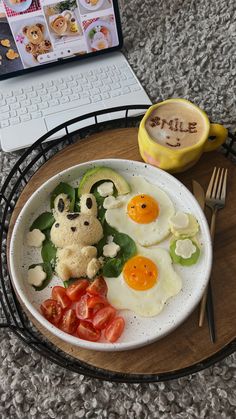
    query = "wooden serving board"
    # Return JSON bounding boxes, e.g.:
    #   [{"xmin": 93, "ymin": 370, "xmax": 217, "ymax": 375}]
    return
[{"xmin": 7, "ymin": 128, "xmax": 236, "ymax": 377}]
